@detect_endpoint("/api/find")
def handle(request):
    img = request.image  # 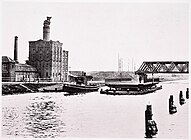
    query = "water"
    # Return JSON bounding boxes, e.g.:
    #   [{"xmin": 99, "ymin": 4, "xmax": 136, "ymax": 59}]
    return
[{"xmin": 1, "ymin": 80, "xmax": 189, "ymax": 138}]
